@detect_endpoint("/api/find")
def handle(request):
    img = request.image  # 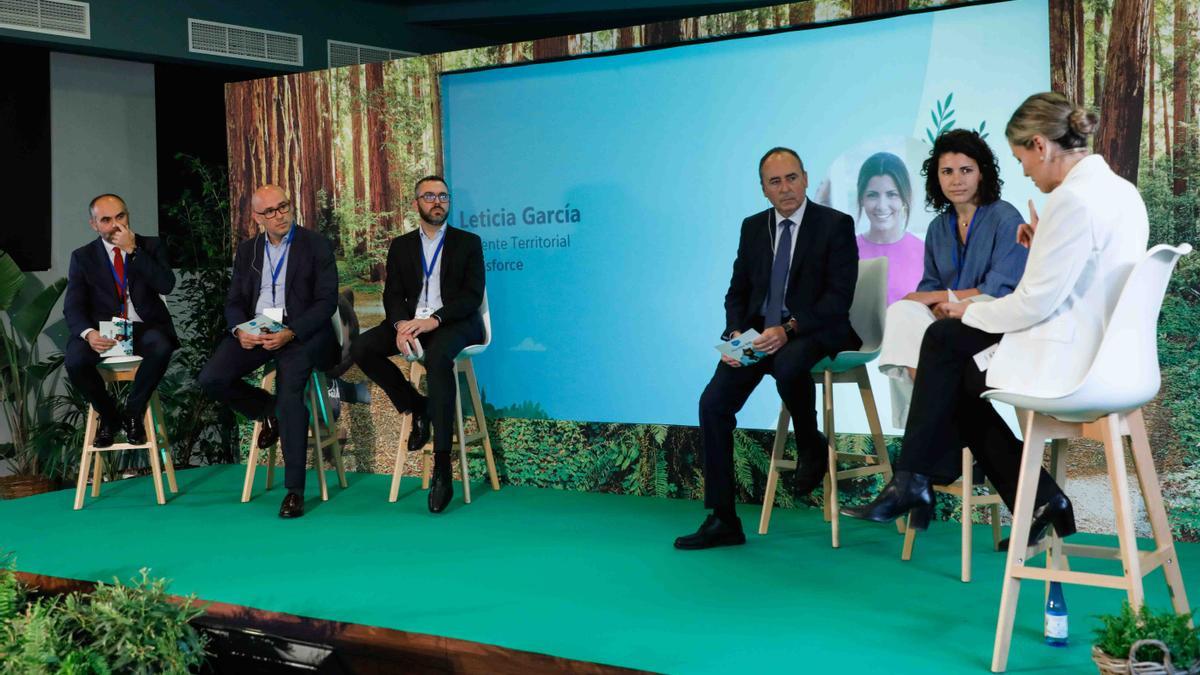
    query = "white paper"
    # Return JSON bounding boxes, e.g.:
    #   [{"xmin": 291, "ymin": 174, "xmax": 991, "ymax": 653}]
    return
[
  {"xmin": 973, "ymin": 343, "xmax": 999, "ymax": 371},
  {"xmin": 237, "ymin": 314, "xmax": 286, "ymax": 336},
  {"xmin": 99, "ymin": 318, "xmax": 133, "ymax": 358},
  {"xmin": 715, "ymin": 329, "xmax": 767, "ymax": 366},
  {"xmin": 264, "ymin": 307, "xmax": 284, "ymax": 323}
]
